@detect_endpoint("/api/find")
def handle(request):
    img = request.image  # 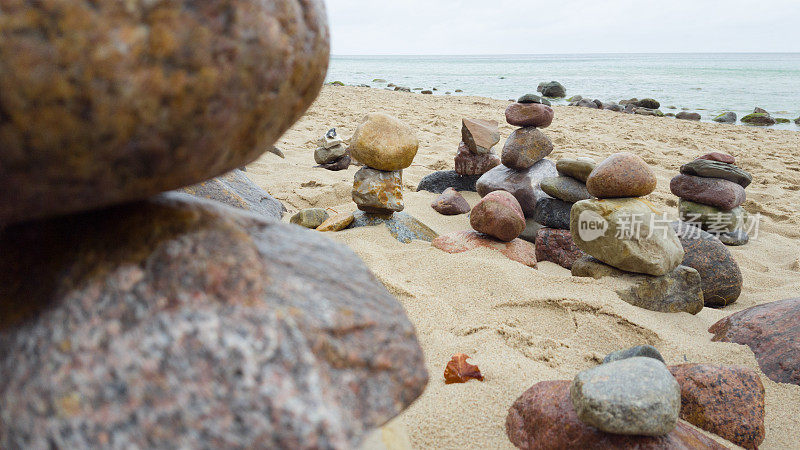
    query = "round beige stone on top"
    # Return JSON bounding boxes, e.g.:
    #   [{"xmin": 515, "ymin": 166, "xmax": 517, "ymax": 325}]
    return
[{"xmin": 349, "ymin": 113, "xmax": 419, "ymax": 171}]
